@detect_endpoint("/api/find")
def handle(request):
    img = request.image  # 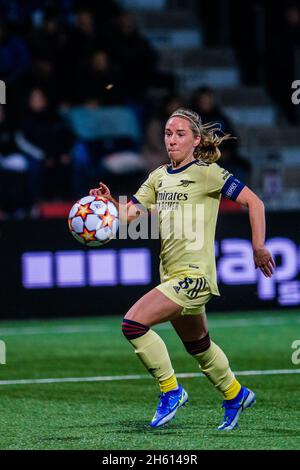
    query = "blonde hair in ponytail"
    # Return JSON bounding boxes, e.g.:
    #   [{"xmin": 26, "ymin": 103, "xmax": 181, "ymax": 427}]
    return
[{"xmin": 169, "ymin": 107, "xmax": 235, "ymax": 164}]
